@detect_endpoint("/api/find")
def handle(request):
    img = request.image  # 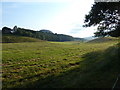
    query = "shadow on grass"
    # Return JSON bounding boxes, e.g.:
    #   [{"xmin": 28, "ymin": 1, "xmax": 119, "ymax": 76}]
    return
[{"xmin": 11, "ymin": 43, "xmax": 120, "ymax": 88}]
